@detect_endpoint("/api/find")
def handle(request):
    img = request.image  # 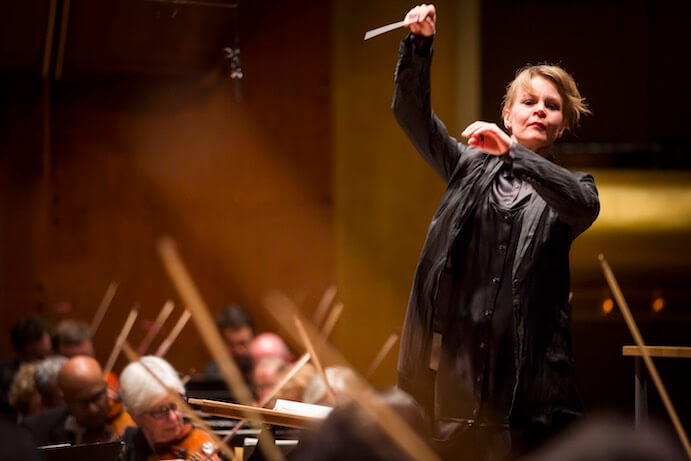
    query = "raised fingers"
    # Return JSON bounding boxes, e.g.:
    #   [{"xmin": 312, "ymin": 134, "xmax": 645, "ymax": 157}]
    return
[
  {"xmin": 461, "ymin": 121, "xmax": 490, "ymax": 139},
  {"xmin": 461, "ymin": 121, "xmax": 512, "ymax": 155},
  {"xmin": 404, "ymin": 4, "xmax": 436, "ymax": 35}
]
